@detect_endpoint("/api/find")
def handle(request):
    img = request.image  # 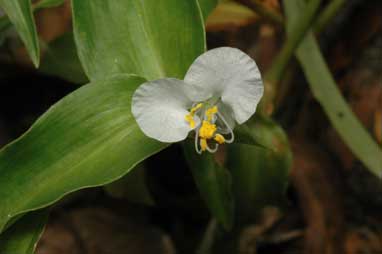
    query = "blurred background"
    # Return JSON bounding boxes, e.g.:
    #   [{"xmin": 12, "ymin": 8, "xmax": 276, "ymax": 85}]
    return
[{"xmin": 0, "ymin": 0, "xmax": 381, "ymax": 253}]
